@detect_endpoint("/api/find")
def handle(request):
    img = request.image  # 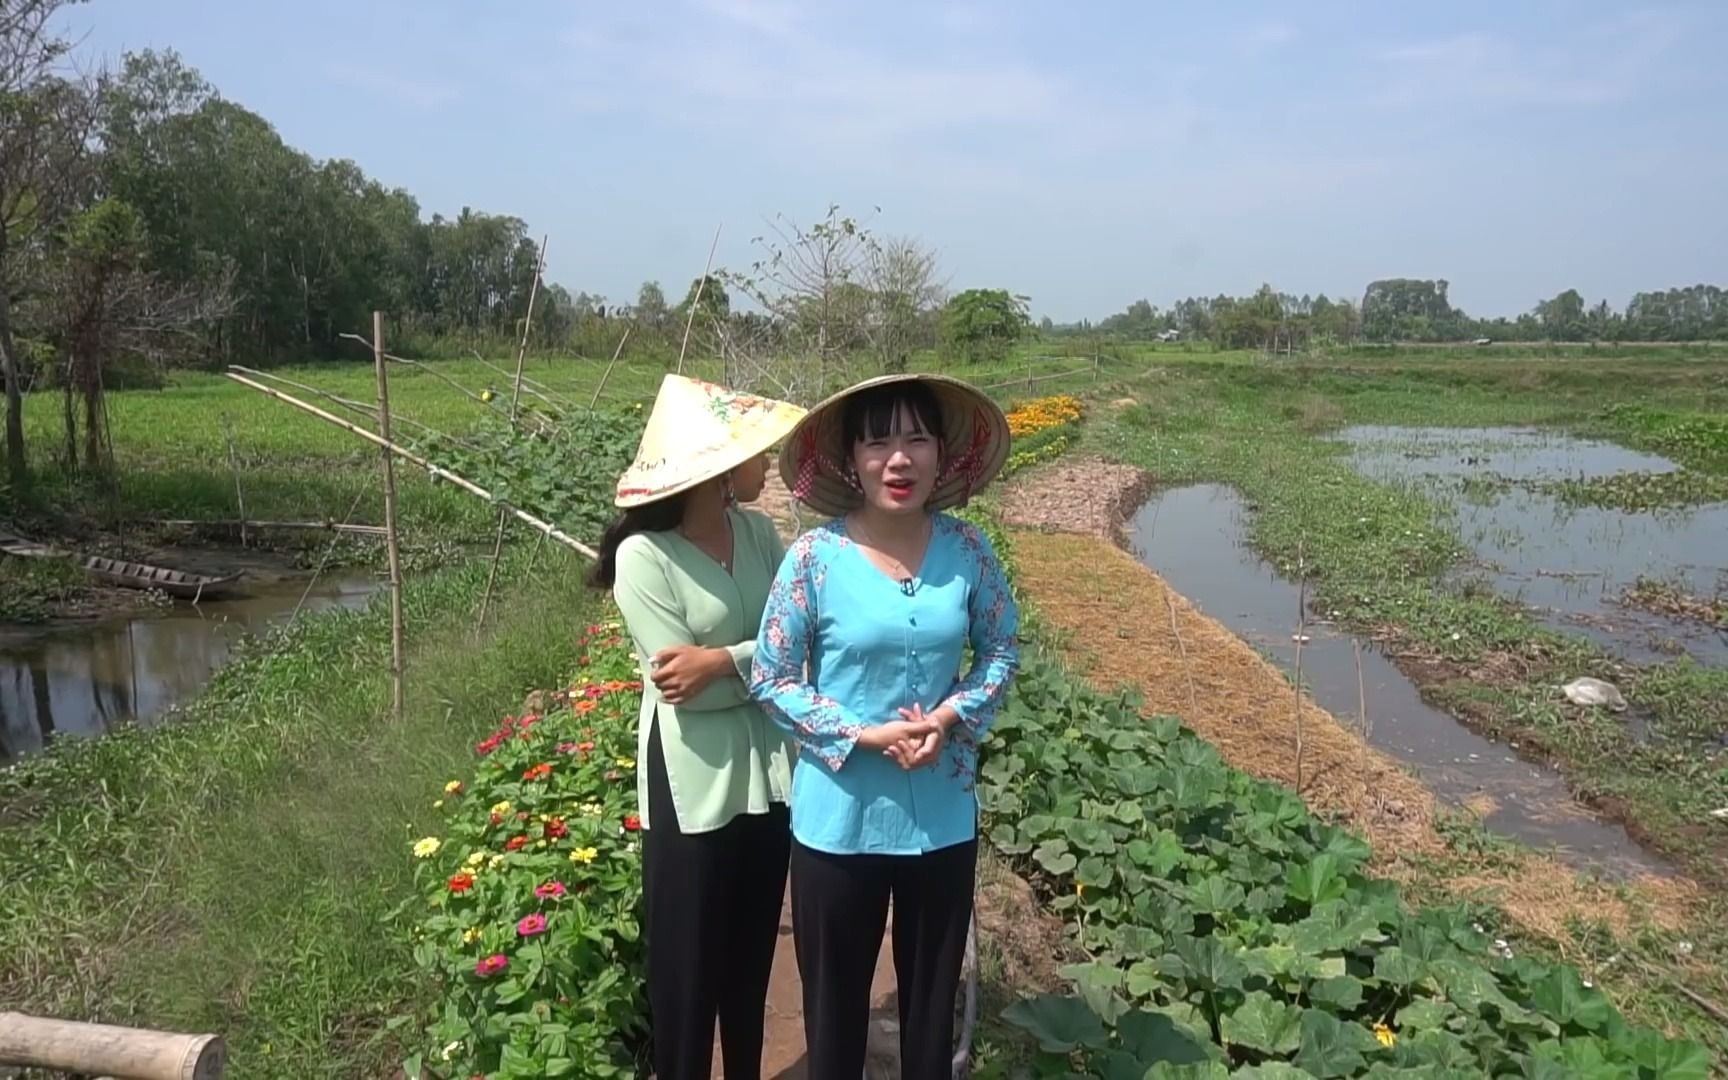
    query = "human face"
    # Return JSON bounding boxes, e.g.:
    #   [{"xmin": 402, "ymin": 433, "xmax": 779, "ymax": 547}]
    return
[
  {"xmin": 851, "ymin": 404, "xmax": 940, "ymax": 515},
  {"xmin": 728, "ymin": 453, "xmax": 769, "ymax": 503}
]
